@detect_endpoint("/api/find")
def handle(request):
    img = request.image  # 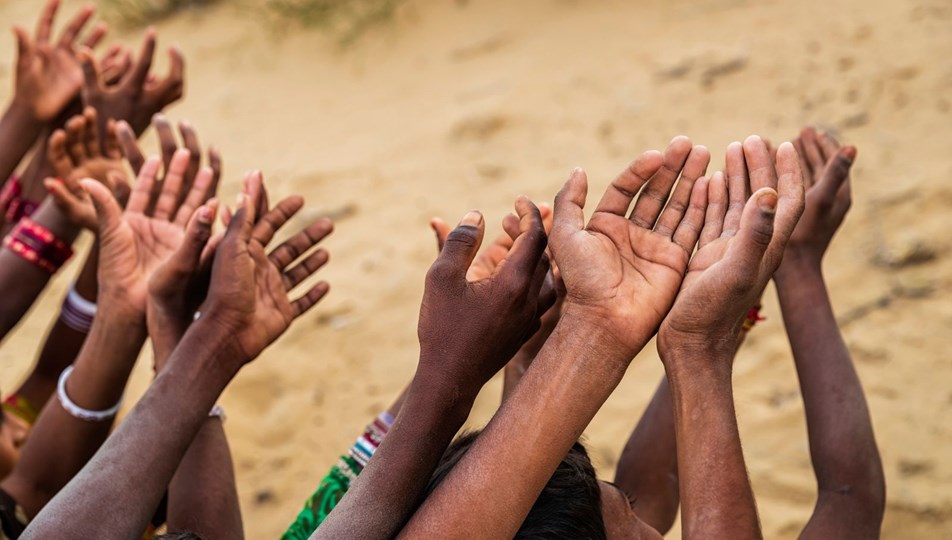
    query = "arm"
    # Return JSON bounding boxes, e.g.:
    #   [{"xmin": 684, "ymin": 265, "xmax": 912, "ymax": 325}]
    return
[
  {"xmin": 317, "ymin": 199, "xmax": 551, "ymax": 539},
  {"xmin": 24, "ymin": 183, "xmax": 332, "ymax": 539},
  {"xmin": 655, "ymin": 137, "xmax": 806, "ymax": 538},
  {"xmin": 403, "ymin": 138, "xmax": 708, "ymax": 537},
  {"xmin": 776, "ymin": 127, "xmax": 884, "ymax": 538}
]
